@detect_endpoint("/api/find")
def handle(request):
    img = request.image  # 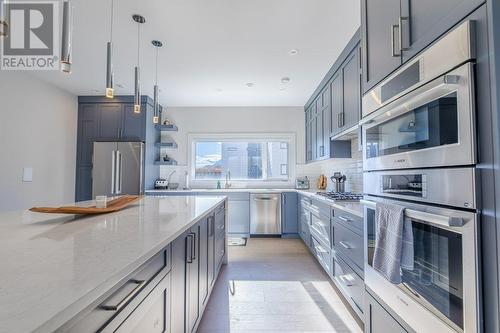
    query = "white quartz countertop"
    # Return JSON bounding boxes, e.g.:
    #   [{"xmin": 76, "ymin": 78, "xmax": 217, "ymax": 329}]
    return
[
  {"xmin": 0, "ymin": 196, "xmax": 226, "ymax": 333},
  {"xmin": 147, "ymin": 189, "xmax": 364, "ymax": 218}
]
